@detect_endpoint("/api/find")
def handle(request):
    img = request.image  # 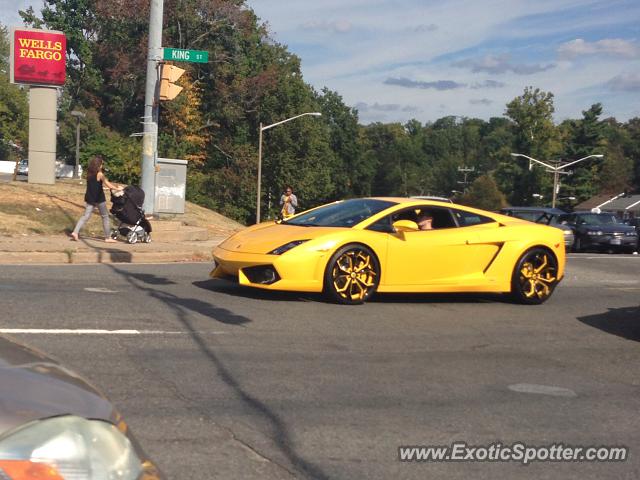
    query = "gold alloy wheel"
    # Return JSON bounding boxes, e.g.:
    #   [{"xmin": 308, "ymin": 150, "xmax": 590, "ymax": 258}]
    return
[
  {"xmin": 331, "ymin": 248, "xmax": 378, "ymax": 303},
  {"xmin": 518, "ymin": 251, "xmax": 557, "ymax": 300}
]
